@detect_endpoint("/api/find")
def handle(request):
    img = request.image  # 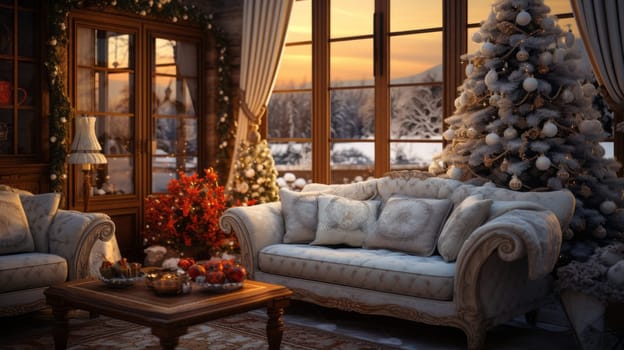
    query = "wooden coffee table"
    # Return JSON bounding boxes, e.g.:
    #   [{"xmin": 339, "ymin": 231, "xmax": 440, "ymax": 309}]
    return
[{"xmin": 44, "ymin": 279, "xmax": 291, "ymax": 350}]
